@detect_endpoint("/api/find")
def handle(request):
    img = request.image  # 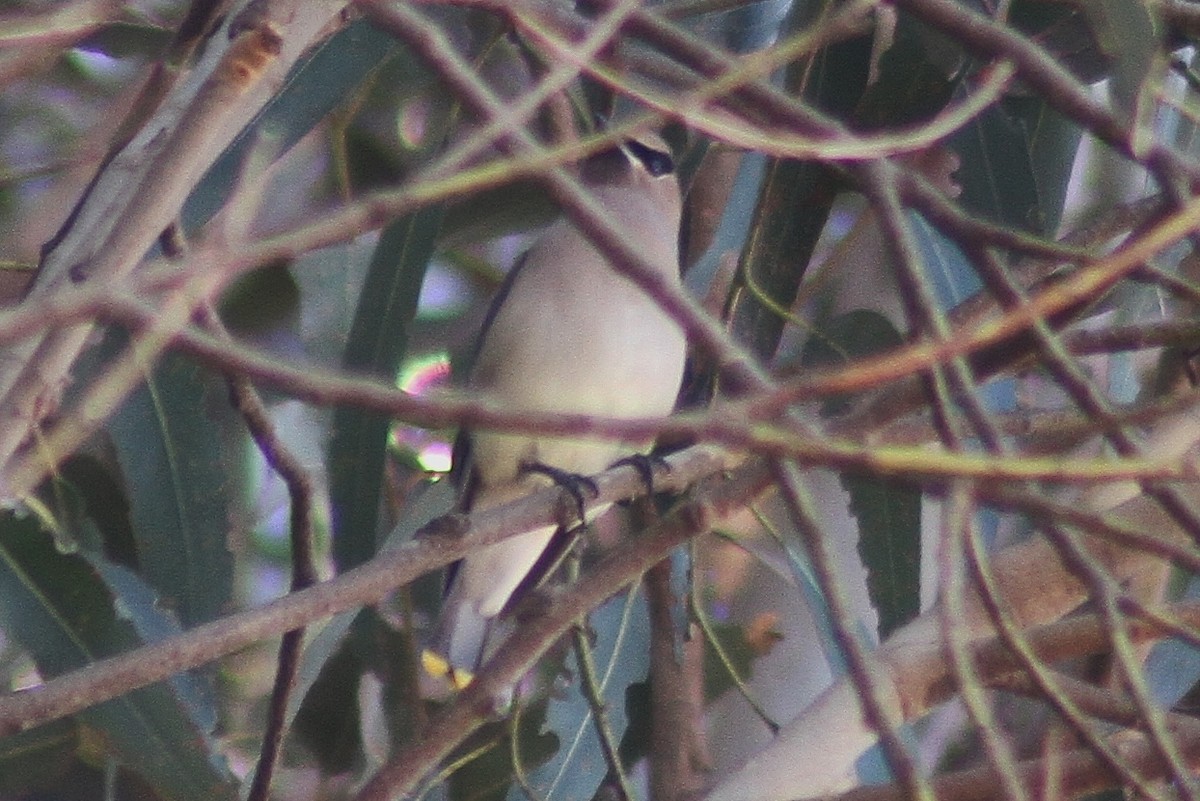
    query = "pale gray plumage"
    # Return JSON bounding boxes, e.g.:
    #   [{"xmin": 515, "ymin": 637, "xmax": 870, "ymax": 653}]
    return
[{"xmin": 433, "ymin": 133, "xmax": 687, "ymax": 672}]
